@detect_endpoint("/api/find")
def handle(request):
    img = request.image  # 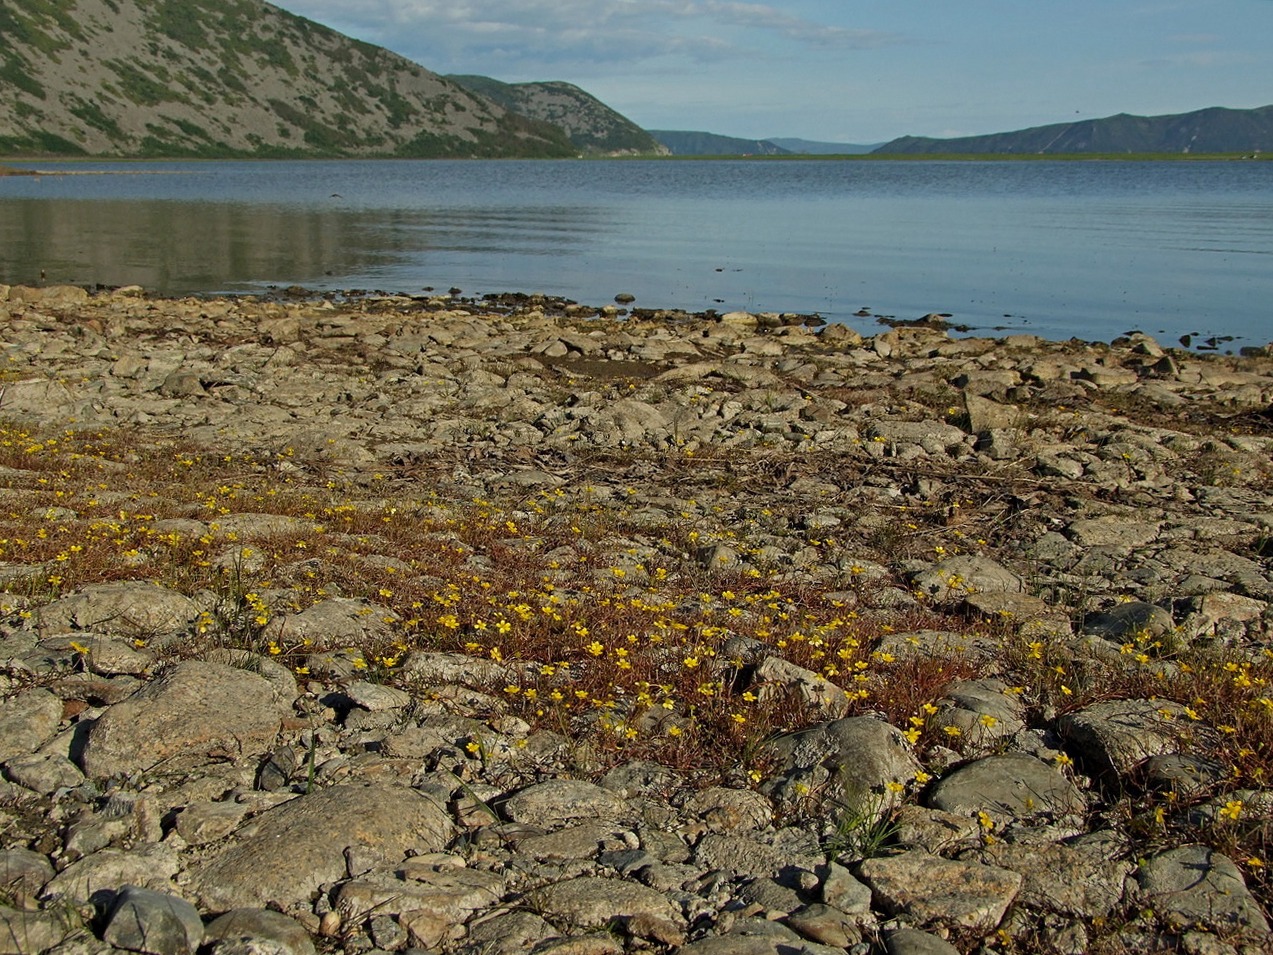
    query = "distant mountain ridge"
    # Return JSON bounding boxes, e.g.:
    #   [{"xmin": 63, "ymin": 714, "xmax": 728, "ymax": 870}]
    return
[
  {"xmin": 0, "ymin": 0, "xmax": 575, "ymax": 157},
  {"xmin": 875, "ymin": 105, "xmax": 1273, "ymax": 155},
  {"xmin": 767, "ymin": 138, "xmax": 883, "ymax": 155},
  {"xmin": 446, "ymin": 76, "xmax": 665, "ymax": 156},
  {"xmin": 649, "ymin": 131, "xmax": 789, "ymax": 156}
]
